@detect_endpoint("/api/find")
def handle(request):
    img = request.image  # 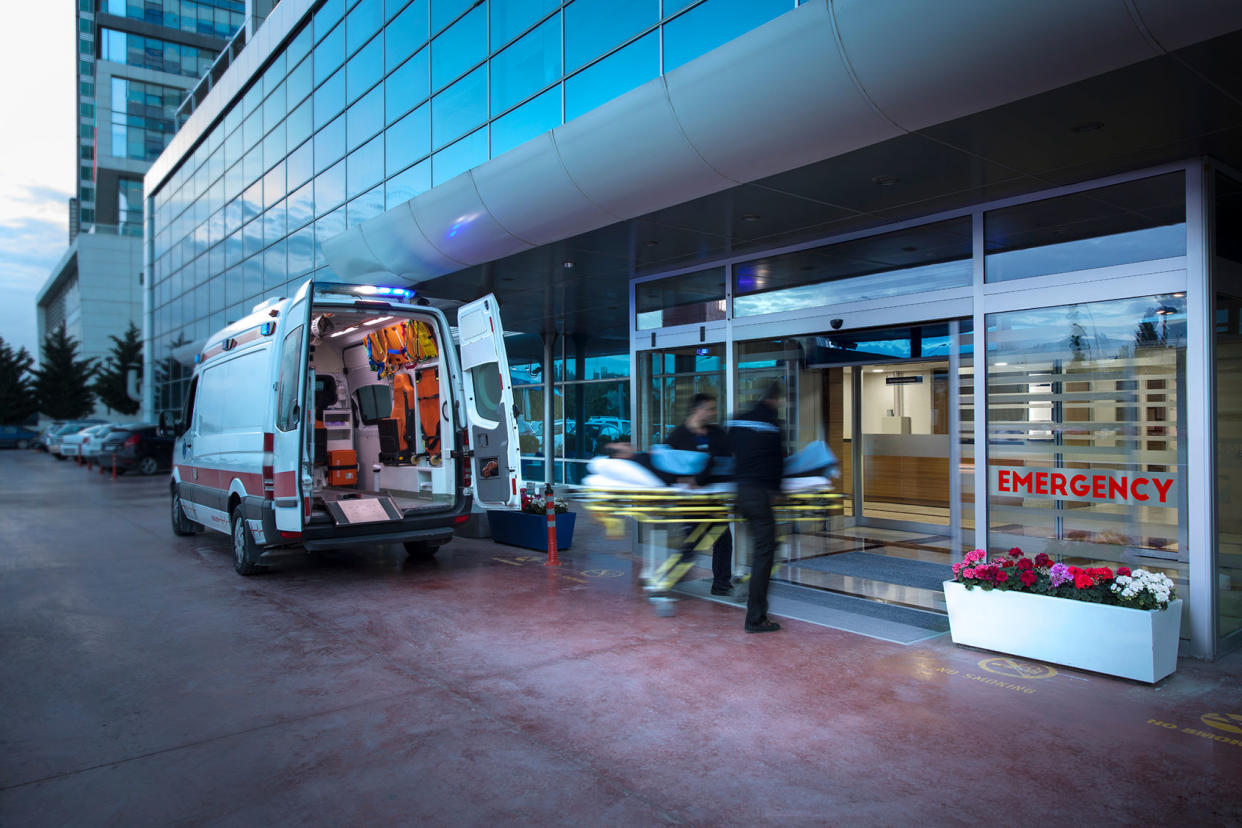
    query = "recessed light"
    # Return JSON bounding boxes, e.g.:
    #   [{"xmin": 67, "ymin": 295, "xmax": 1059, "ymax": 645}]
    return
[
  {"xmin": 872, "ymin": 175, "xmax": 900, "ymax": 187},
  {"xmin": 996, "ymin": 362, "xmax": 1008, "ymax": 366},
  {"xmin": 562, "ymin": 260, "xmax": 574, "ymax": 269},
  {"xmin": 741, "ymin": 214, "xmax": 760, "ymax": 222},
  {"xmin": 871, "ymin": 368, "xmax": 884, "ymax": 373},
  {"xmin": 645, "ymin": 240, "xmax": 659, "ymax": 247},
  {"xmin": 1071, "ymin": 121, "xmax": 1104, "ymax": 133}
]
